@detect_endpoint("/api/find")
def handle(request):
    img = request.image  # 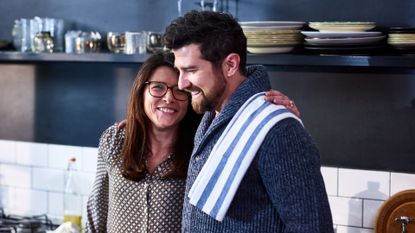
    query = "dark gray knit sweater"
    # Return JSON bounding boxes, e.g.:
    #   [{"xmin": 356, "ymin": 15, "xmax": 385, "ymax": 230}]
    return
[{"xmin": 182, "ymin": 65, "xmax": 334, "ymax": 233}]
